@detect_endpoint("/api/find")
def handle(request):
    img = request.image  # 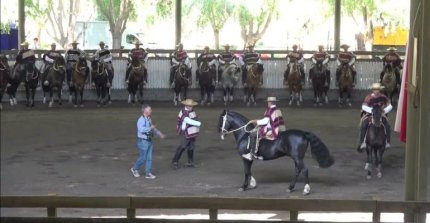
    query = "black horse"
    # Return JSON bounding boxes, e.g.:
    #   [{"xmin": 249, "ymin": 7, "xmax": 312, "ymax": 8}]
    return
[
  {"xmin": 172, "ymin": 63, "xmax": 190, "ymax": 106},
  {"xmin": 127, "ymin": 56, "xmax": 146, "ymax": 104},
  {"xmin": 42, "ymin": 56, "xmax": 66, "ymax": 107},
  {"xmin": 0, "ymin": 55, "xmax": 10, "ymax": 109},
  {"xmin": 20, "ymin": 63, "xmax": 40, "ymax": 107},
  {"xmin": 361, "ymin": 105, "xmax": 387, "ymax": 179},
  {"xmin": 310, "ymin": 60, "xmax": 329, "ymax": 105},
  {"xmin": 197, "ymin": 60, "xmax": 215, "ymax": 105},
  {"xmin": 91, "ymin": 60, "xmax": 109, "ymax": 106},
  {"xmin": 381, "ymin": 62, "xmax": 398, "ymax": 104},
  {"xmin": 218, "ymin": 110, "xmax": 334, "ymax": 194}
]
